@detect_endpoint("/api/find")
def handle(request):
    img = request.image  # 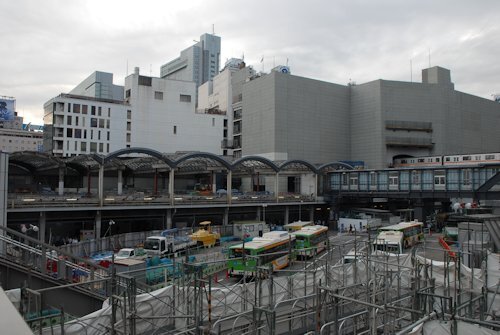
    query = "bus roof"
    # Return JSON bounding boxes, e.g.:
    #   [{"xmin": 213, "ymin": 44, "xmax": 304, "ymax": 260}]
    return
[
  {"xmin": 373, "ymin": 231, "xmax": 403, "ymax": 244},
  {"xmin": 199, "ymin": 221, "xmax": 212, "ymax": 226},
  {"xmin": 379, "ymin": 221, "xmax": 423, "ymax": 231},
  {"xmin": 229, "ymin": 231, "xmax": 293, "ymax": 250},
  {"xmin": 292, "ymin": 225, "xmax": 328, "ymax": 236},
  {"xmin": 284, "ymin": 221, "xmax": 313, "ymax": 228}
]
